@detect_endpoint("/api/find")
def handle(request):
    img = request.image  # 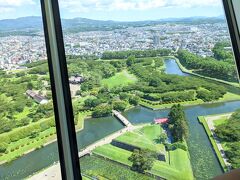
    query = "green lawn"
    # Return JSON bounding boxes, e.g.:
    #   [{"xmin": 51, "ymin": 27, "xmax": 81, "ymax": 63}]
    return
[
  {"xmin": 218, "ymin": 92, "xmax": 240, "ymax": 102},
  {"xmin": 94, "ymin": 144, "xmax": 132, "ymax": 165},
  {"xmin": 213, "ymin": 118, "xmax": 228, "ymax": 127},
  {"xmin": 169, "ymin": 145, "xmax": 193, "ymax": 179},
  {"xmin": 93, "ymin": 144, "xmax": 193, "ymax": 180},
  {"xmin": 140, "ymin": 125, "xmax": 162, "ymax": 141},
  {"xmin": 115, "ymin": 125, "xmax": 165, "ymax": 152},
  {"xmin": 101, "ymin": 70, "xmax": 137, "ymax": 88},
  {"xmin": 198, "ymin": 116, "xmax": 228, "ymax": 172},
  {"xmin": 93, "ymin": 124, "xmax": 193, "ymax": 180}
]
